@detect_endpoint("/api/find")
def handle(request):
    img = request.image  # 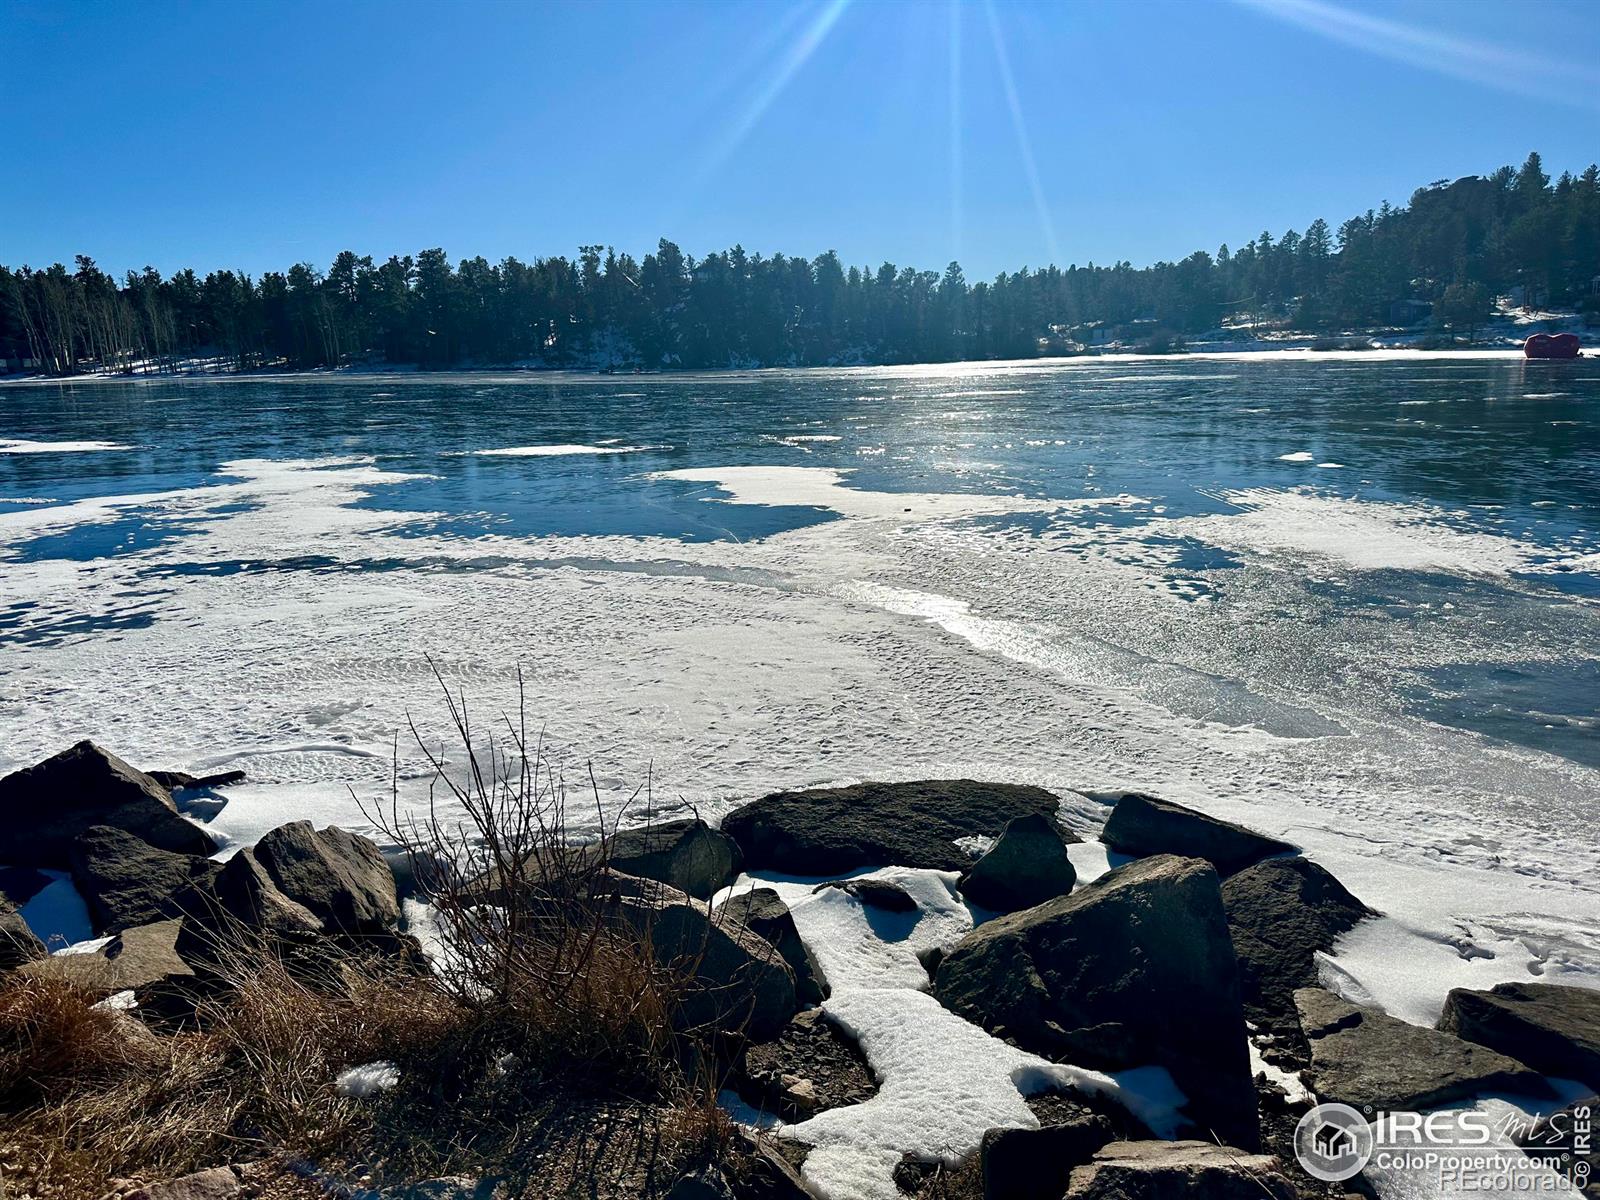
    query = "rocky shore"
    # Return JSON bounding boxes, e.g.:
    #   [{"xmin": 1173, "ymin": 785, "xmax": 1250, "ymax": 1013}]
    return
[{"xmin": 1, "ymin": 743, "xmax": 1595, "ymax": 1200}]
